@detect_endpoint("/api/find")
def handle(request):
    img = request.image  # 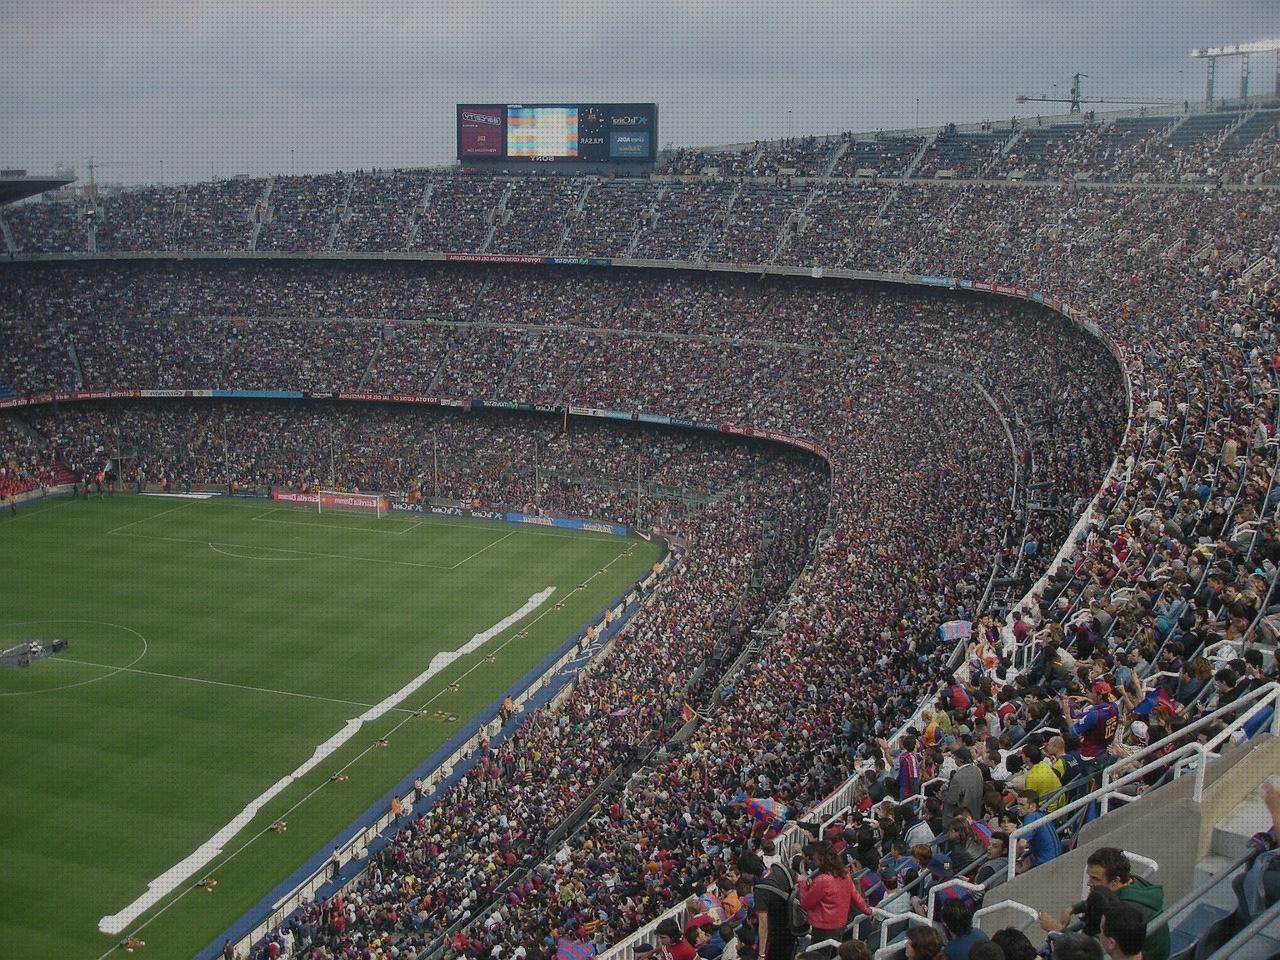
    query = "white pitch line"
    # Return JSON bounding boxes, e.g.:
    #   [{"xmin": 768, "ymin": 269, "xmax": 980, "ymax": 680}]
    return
[
  {"xmin": 396, "ymin": 520, "xmax": 424, "ymax": 535},
  {"xmin": 47, "ymin": 658, "xmax": 411, "ymax": 713},
  {"xmin": 97, "ymin": 586, "xmax": 557, "ymax": 937},
  {"xmin": 105, "ymin": 499, "xmax": 199, "ymax": 535},
  {"xmin": 250, "ymin": 514, "xmax": 422, "ymax": 536},
  {"xmin": 449, "ymin": 530, "xmax": 515, "ymax": 569},
  {"xmin": 108, "ymin": 530, "xmax": 454, "ymax": 570},
  {"xmin": 208, "ymin": 542, "xmax": 301, "ymax": 561}
]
